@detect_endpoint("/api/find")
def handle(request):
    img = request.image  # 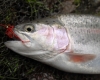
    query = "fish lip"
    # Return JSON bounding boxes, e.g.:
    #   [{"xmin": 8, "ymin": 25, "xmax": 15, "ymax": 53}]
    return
[
  {"xmin": 4, "ymin": 41, "xmax": 26, "ymax": 53},
  {"xmin": 5, "ymin": 40, "xmax": 21, "ymax": 42},
  {"xmin": 5, "ymin": 41, "xmax": 21, "ymax": 45},
  {"xmin": 4, "ymin": 41, "xmax": 21, "ymax": 47}
]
